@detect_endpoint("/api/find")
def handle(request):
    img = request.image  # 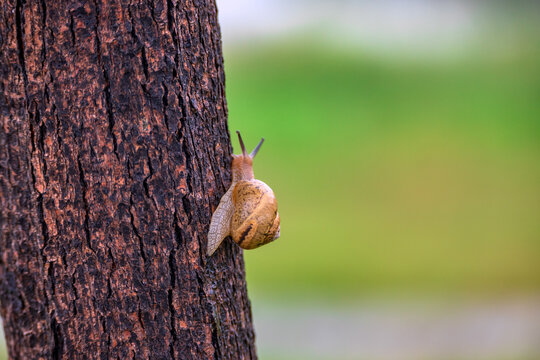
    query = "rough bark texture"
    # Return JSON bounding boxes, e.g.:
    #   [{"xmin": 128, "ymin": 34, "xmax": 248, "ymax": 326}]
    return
[{"xmin": 0, "ymin": 0, "xmax": 257, "ymax": 359}]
